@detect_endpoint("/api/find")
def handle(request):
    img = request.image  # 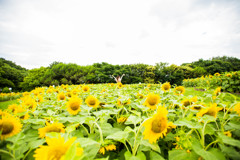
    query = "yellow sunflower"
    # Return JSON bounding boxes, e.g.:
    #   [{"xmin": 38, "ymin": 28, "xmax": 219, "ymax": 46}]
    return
[
  {"xmin": 57, "ymin": 92, "xmax": 66, "ymax": 101},
  {"xmin": 142, "ymin": 106, "xmax": 173, "ymax": 143},
  {"xmin": 174, "ymin": 86, "xmax": 185, "ymax": 95},
  {"xmin": 105, "ymin": 144, "xmax": 116, "ymax": 151},
  {"xmin": 143, "ymin": 93, "xmax": 160, "ymax": 110},
  {"xmin": 214, "ymin": 87, "xmax": 221, "ymax": 96},
  {"xmin": 99, "ymin": 147, "xmax": 105, "ymax": 155},
  {"xmin": 34, "ymin": 136, "xmax": 83, "ymax": 160},
  {"xmin": 137, "ymin": 93, "xmax": 144, "ymax": 99},
  {"xmin": 226, "ymin": 74, "xmax": 232, "ymax": 78},
  {"xmin": 67, "ymin": 97, "xmax": 82, "ymax": 115},
  {"xmin": 234, "ymin": 103, "xmax": 240, "ymax": 116},
  {"xmin": 8, "ymin": 104, "xmax": 19, "ymax": 112},
  {"xmin": 117, "ymin": 117, "xmax": 128, "ymax": 123},
  {"xmin": 197, "ymin": 103, "xmax": 221, "ymax": 118},
  {"xmin": 117, "ymin": 83, "xmax": 123, "ymax": 89},
  {"xmin": 224, "ymin": 131, "xmax": 232, "ymax": 137},
  {"xmin": 161, "ymin": 82, "xmax": 171, "ymax": 92},
  {"xmin": 38, "ymin": 122, "xmax": 65, "ymax": 138},
  {"xmin": 214, "ymin": 73, "xmax": 220, "ymax": 76},
  {"xmin": 82, "ymin": 85, "xmax": 90, "ymax": 92},
  {"xmin": 85, "ymin": 95, "xmax": 100, "ymax": 108},
  {"xmin": 0, "ymin": 115, "xmax": 22, "ymax": 140},
  {"xmin": 181, "ymin": 99, "xmax": 192, "ymax": 107}
]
